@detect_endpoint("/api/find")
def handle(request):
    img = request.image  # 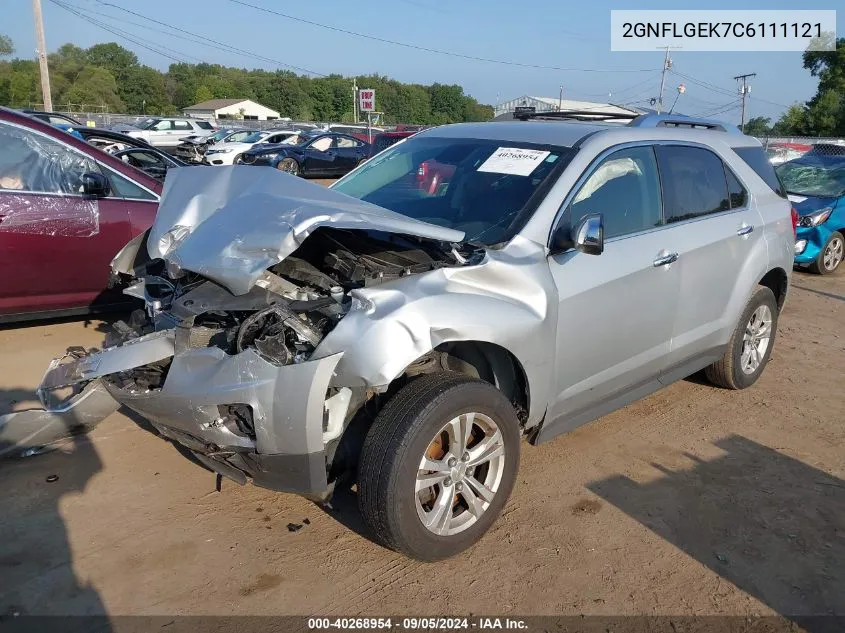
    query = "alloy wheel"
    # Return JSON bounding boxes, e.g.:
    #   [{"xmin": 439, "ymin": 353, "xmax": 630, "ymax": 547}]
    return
[
  {"xmin": 740, "ymin": 304, "xmax": 772, "ymax": 374},
  {"xmin": 823, "ymin": 235, "xmax": 843, "ymax": 272},
  {"xmin": 415, "ymin": 412, "xmax": 506, "ymax": 536}
]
